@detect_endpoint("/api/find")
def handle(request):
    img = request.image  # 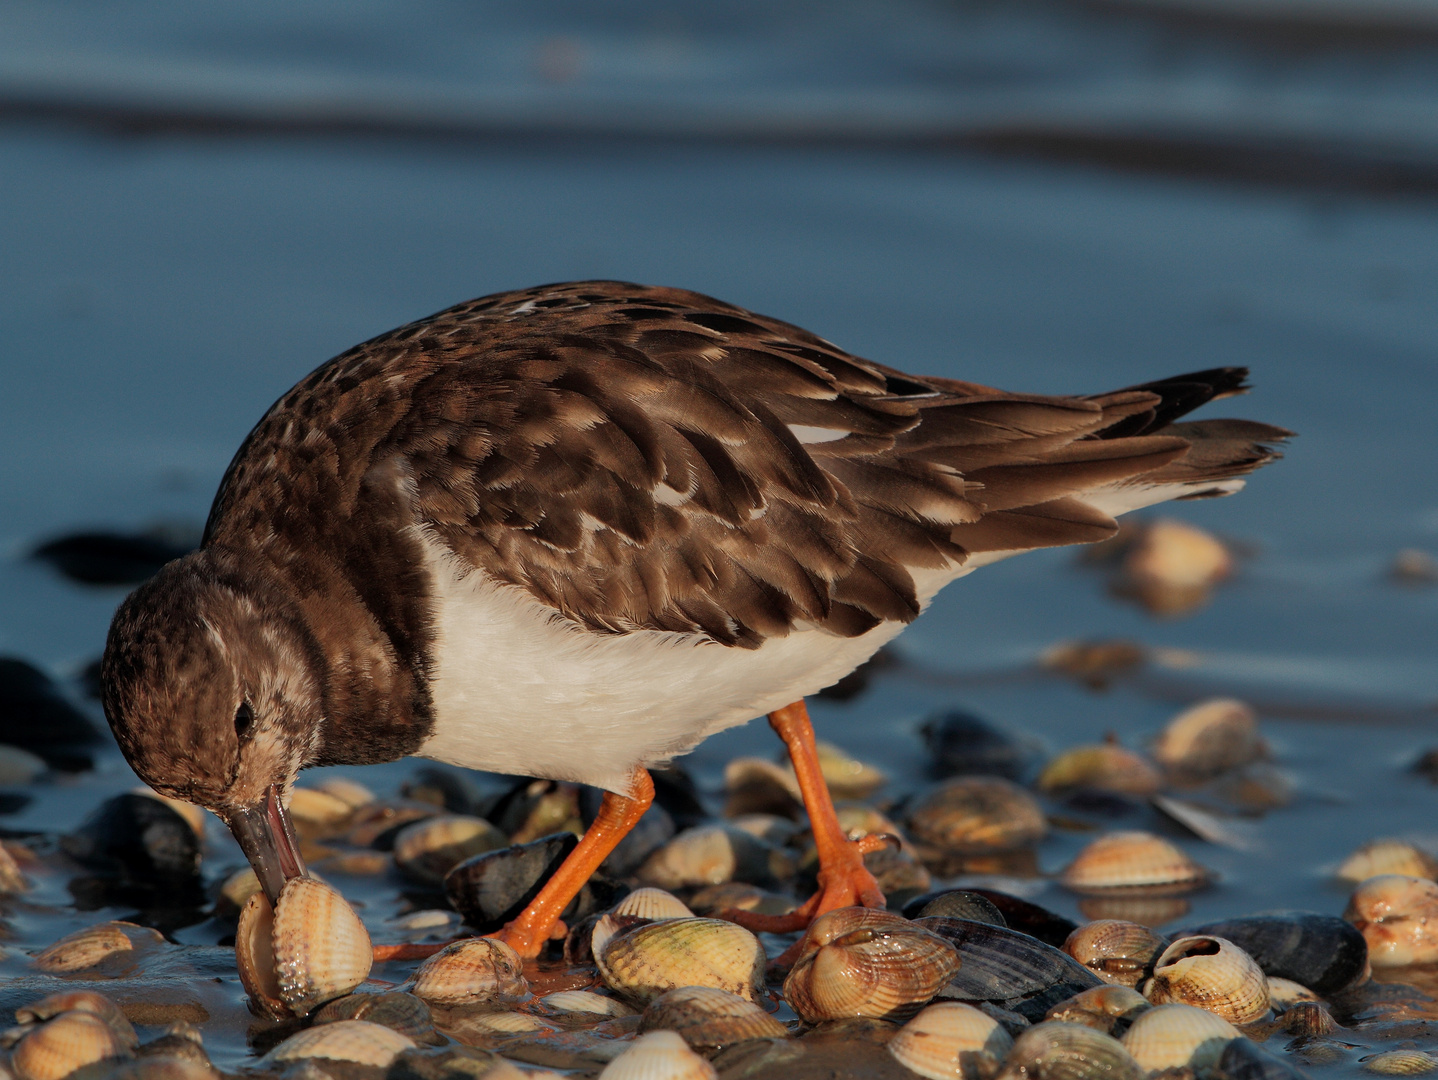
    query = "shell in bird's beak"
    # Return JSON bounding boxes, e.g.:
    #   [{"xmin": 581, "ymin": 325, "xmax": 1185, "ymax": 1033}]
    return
[{"xmin": 225, "ymin": 782, "xmax": 308, "ymax": 905}]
